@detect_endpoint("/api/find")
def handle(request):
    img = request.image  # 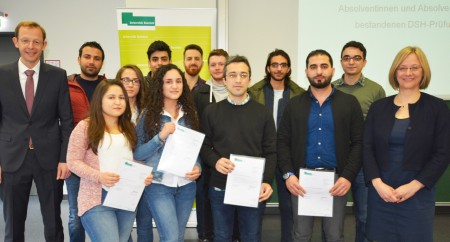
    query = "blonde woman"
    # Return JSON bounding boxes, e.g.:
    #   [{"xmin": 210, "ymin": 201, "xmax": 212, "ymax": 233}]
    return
[{"xmin": 363, "ymin": 46, "xmax": 450, "ymax": 242}]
